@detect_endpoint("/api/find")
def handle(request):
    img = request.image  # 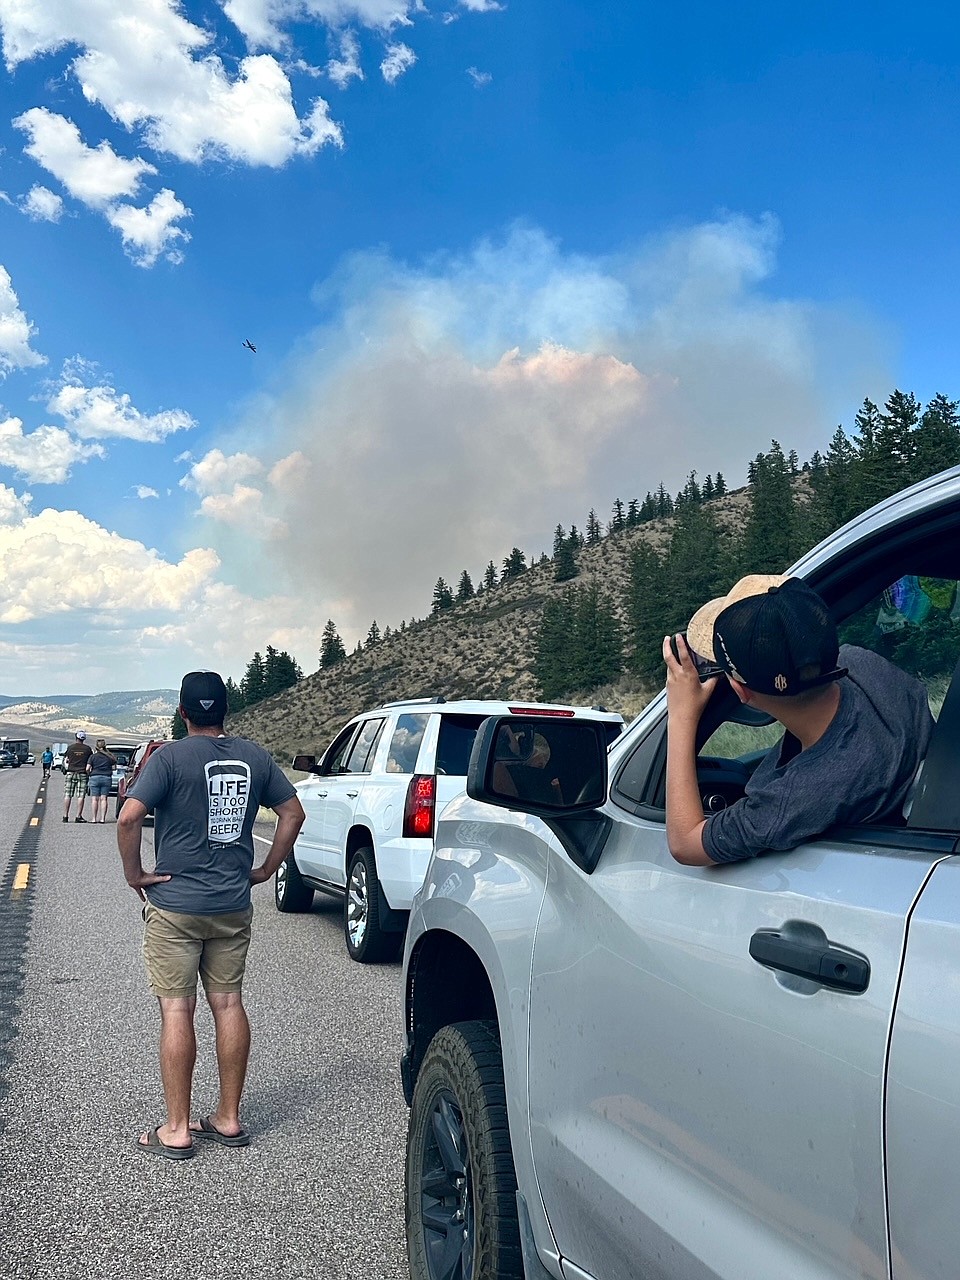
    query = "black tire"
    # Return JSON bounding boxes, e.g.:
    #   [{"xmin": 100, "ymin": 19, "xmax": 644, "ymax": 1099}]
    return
[
  {"xmin": 344, "ymin": 845, "xmax": 401, "ymax": 963},
  {"xmin": 406, "ymin": 1021, "xmax": 522, "ymax": 1280},
  {"xmin": 274, "ymin": 851, "xmax": 314, "ymax": 913}
]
